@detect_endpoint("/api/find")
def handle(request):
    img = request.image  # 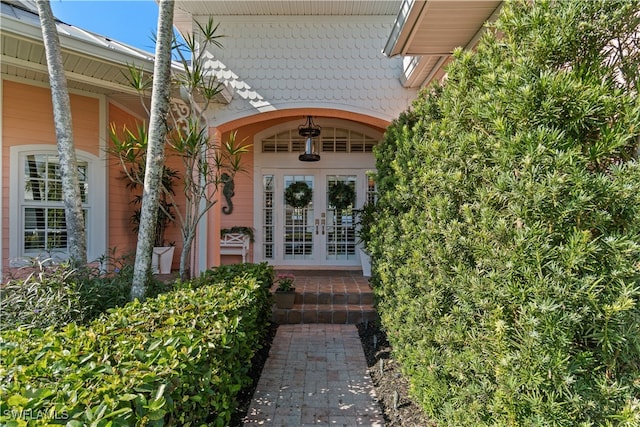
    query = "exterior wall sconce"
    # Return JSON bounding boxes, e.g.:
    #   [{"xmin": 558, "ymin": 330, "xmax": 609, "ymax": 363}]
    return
[{"xmin": 298, "ymin": 116, "xmax": 321, "ymax": 161}]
